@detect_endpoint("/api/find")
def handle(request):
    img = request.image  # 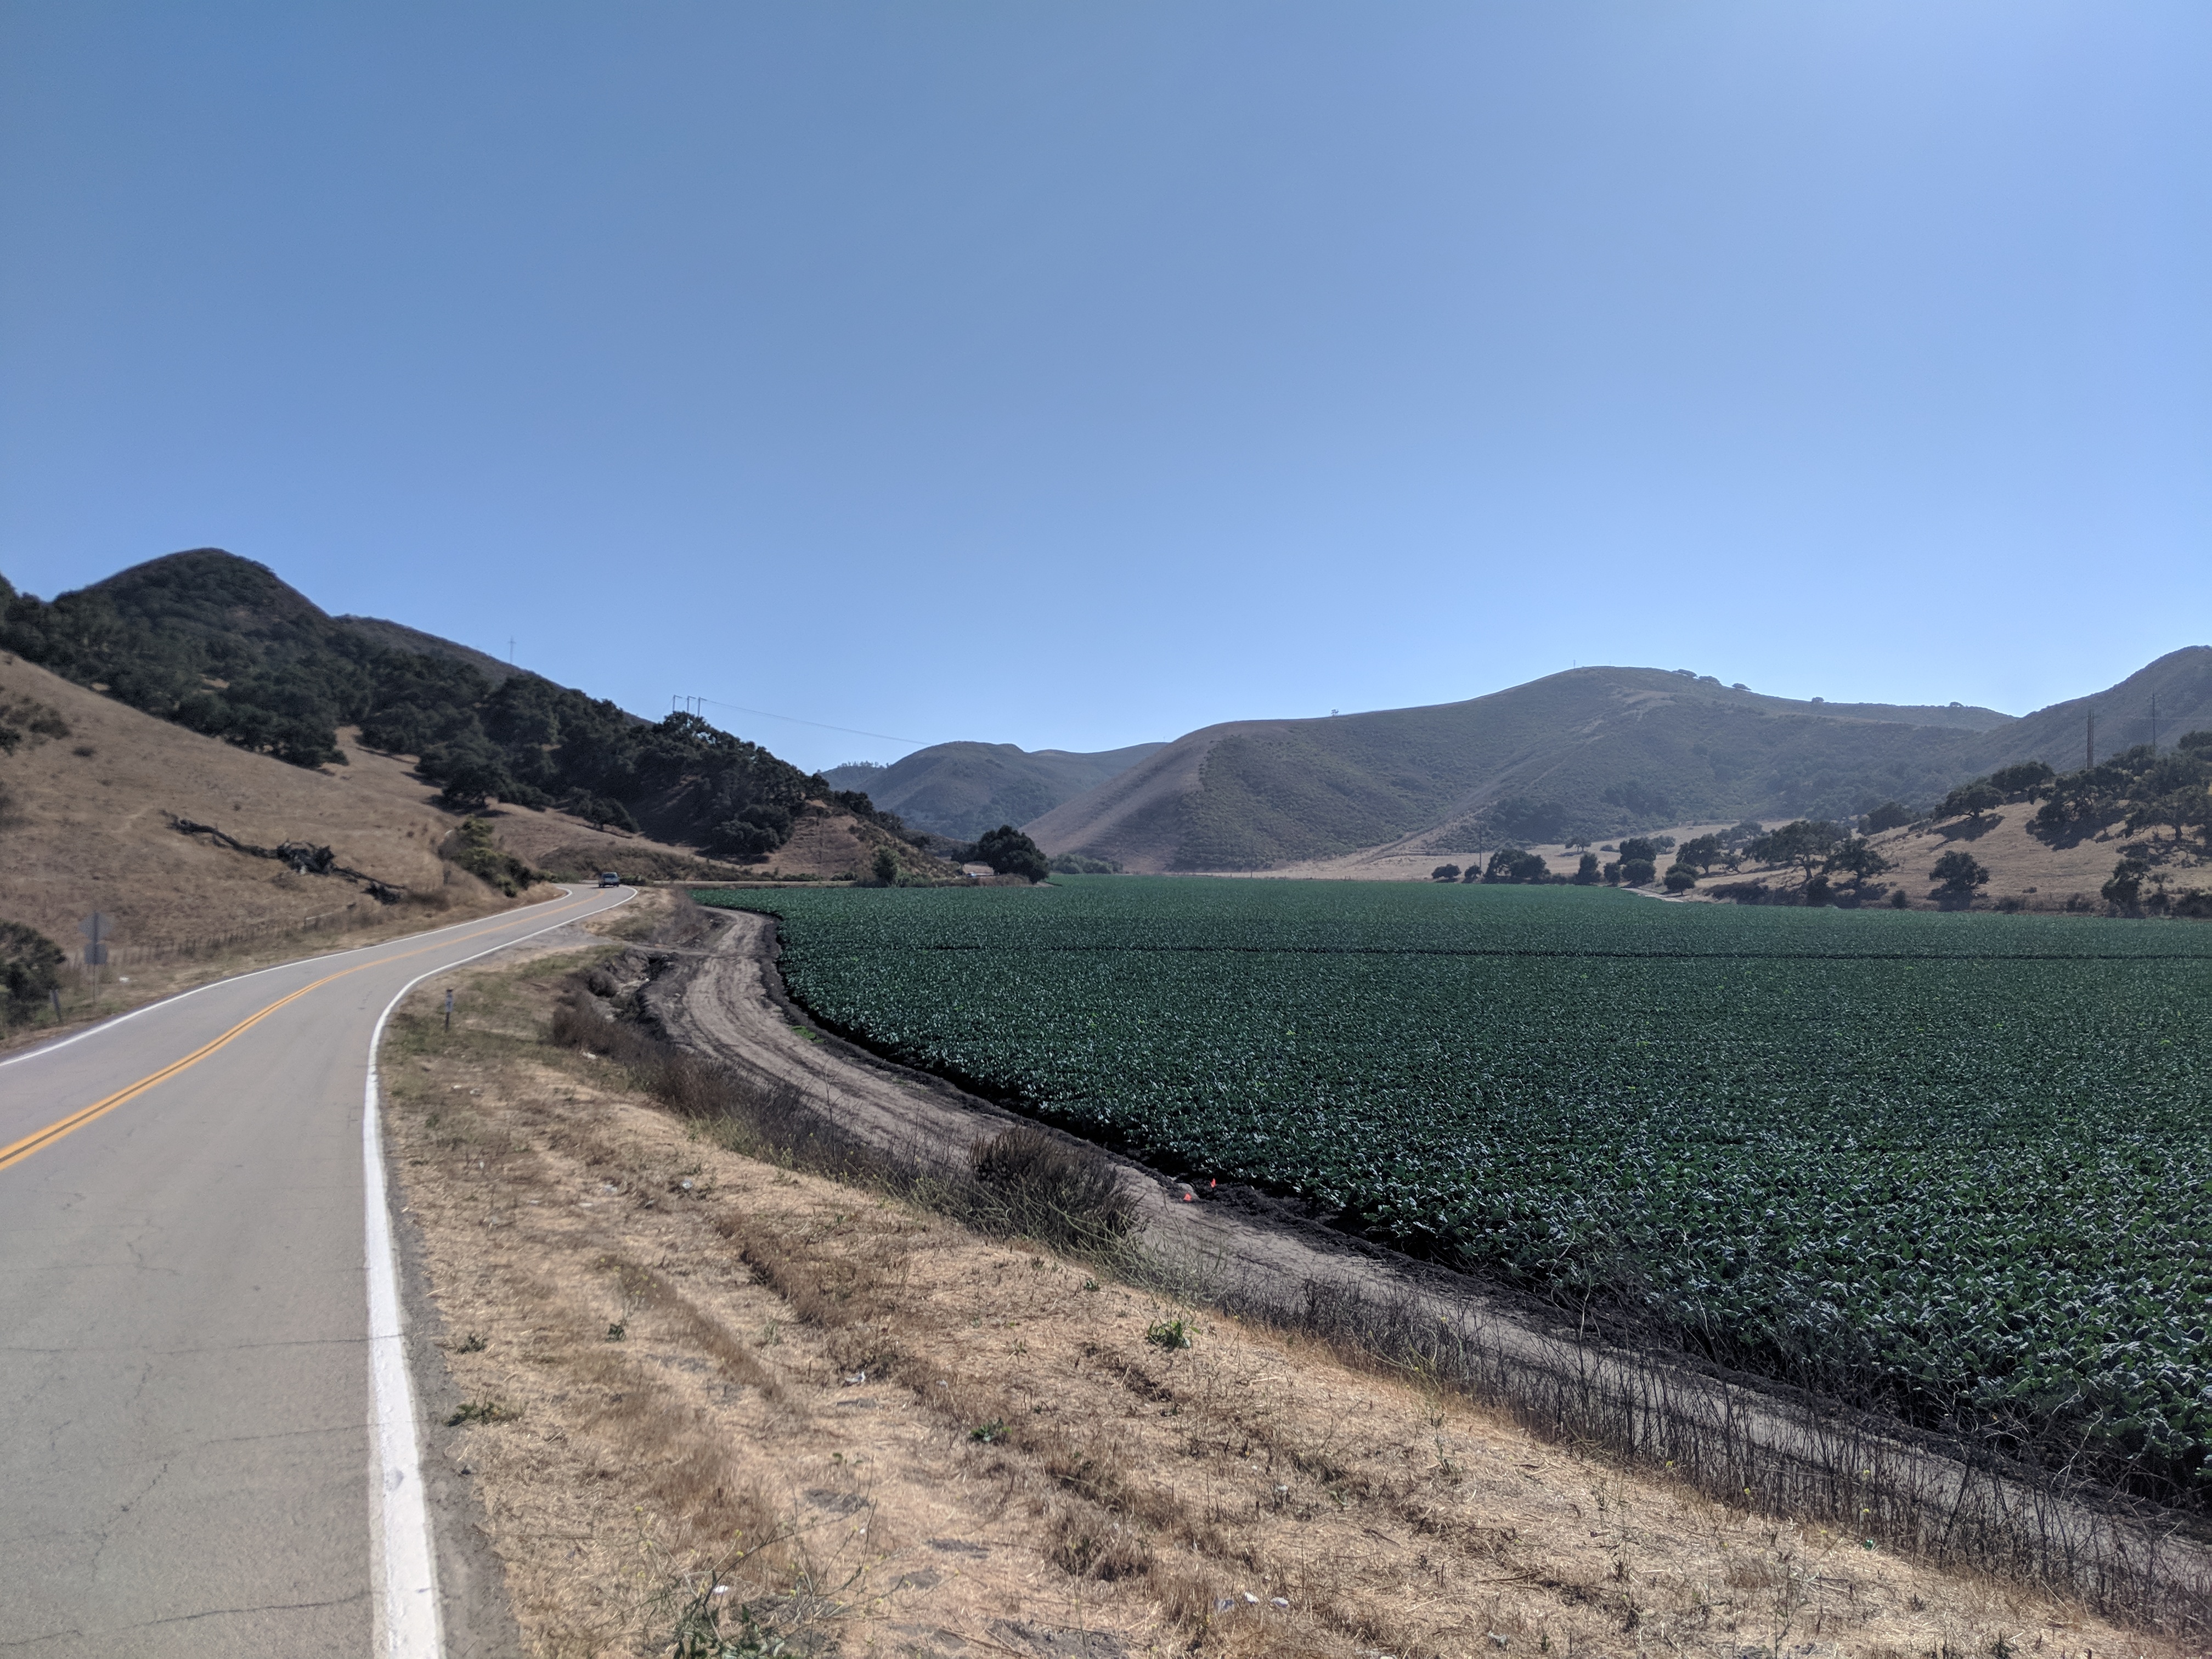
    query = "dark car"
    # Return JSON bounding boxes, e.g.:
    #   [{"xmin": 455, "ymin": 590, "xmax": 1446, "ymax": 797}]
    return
[{"xmin": 597, "ymin": 871, "xmax": 621, "ymax": 888}]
